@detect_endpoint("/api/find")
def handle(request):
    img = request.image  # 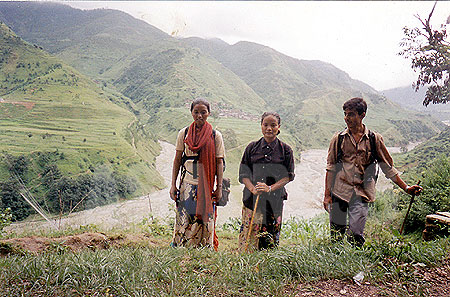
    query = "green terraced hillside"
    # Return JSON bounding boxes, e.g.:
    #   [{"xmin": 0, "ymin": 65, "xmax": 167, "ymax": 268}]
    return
[{"xmin": 0, "ymin": 22, "xmax": 164, "ymax": 220}]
